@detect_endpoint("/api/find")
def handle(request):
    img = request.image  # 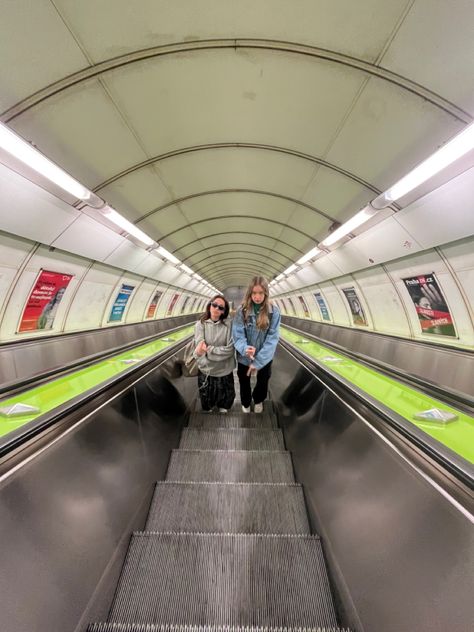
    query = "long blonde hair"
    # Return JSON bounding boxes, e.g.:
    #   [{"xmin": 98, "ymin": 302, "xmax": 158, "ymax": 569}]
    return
[{"xmin": 242, "ymin": 276, "xmax": 271, "ymax": 330}]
